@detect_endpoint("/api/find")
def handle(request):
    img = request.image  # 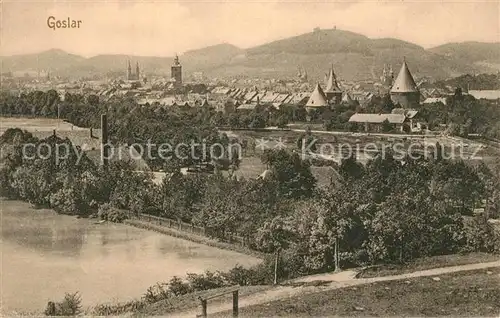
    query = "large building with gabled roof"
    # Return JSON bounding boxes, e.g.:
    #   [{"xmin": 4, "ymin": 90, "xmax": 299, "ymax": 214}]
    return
[{"xmin": 390, "ymin": 59, "xmax": 420, "ymax": 108}]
